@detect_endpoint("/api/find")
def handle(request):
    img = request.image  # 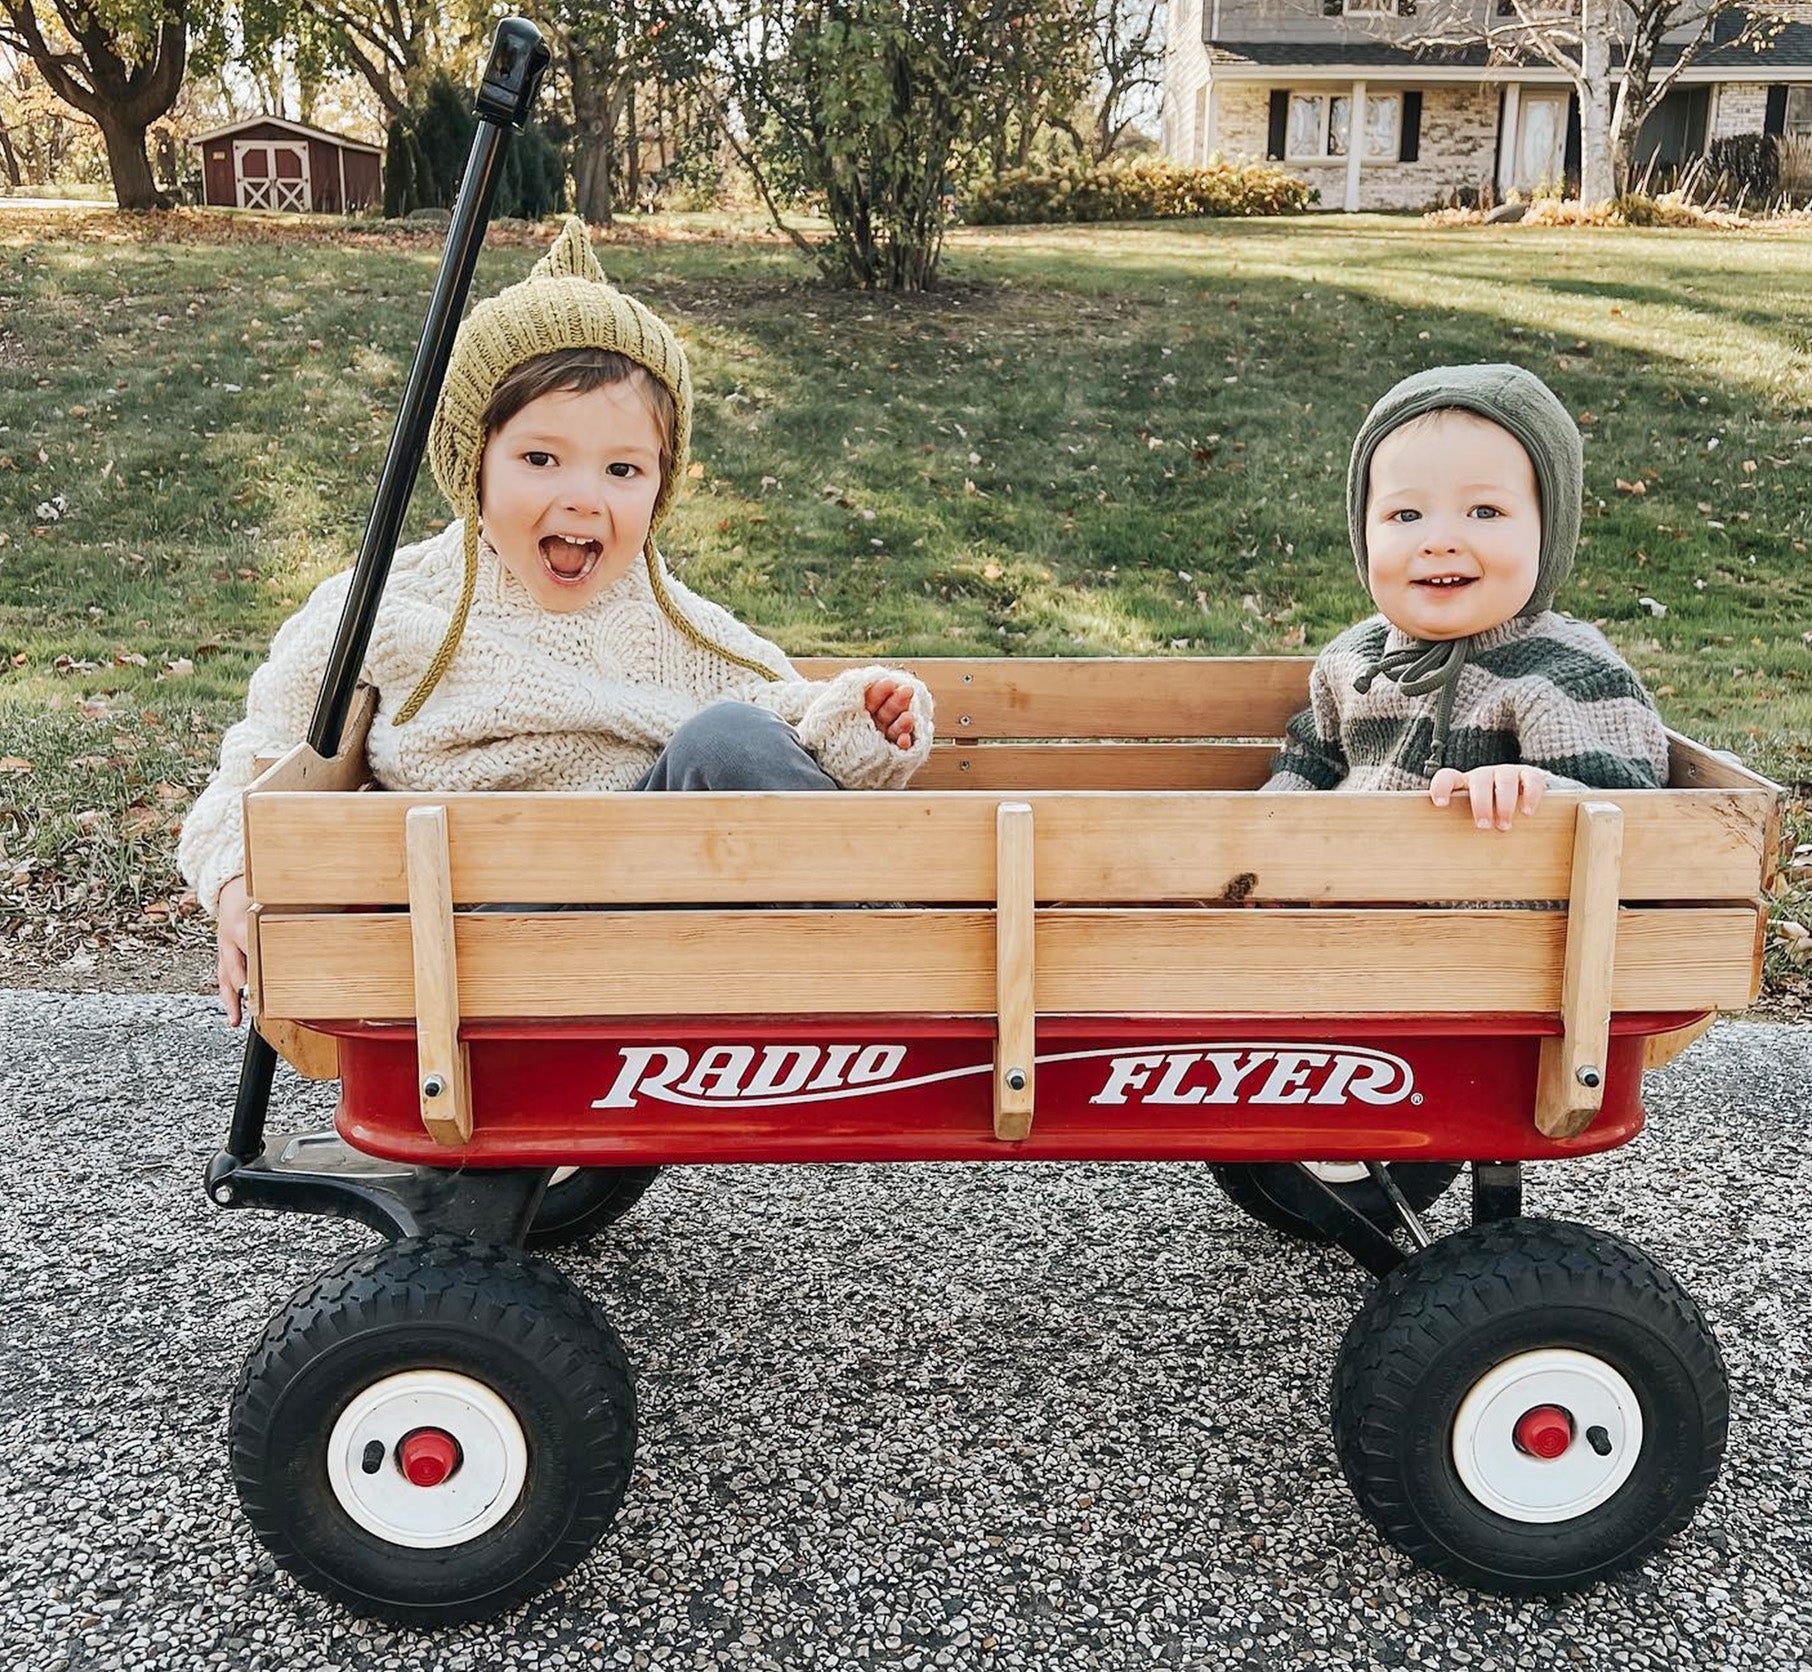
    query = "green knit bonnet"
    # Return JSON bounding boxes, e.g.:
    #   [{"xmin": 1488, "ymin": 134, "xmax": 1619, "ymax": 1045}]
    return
[
  {"xmin": 396, "ymin": 215, "xmax": 775, "ymax": 723},
  {"xmin": 1346, "ymin": 362, "xmax": 1584, "ymax": 772}
]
